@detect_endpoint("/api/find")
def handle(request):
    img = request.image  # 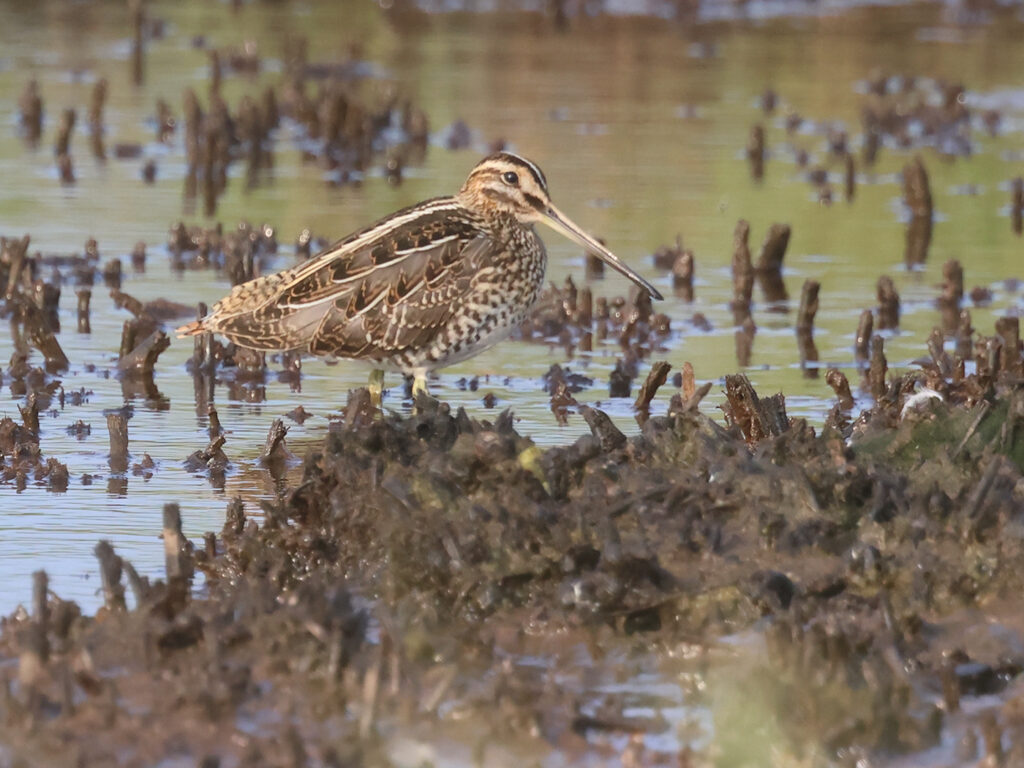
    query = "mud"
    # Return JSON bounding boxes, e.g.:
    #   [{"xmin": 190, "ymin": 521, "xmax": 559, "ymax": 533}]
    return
[{"xmin": 2, "ymin": 308, "xmax": 1024, "ymax": 765}]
